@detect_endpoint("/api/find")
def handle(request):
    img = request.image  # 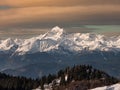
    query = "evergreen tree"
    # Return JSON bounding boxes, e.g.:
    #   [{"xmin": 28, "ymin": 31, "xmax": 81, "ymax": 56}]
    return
[{"xmin": 60, "ymin": 75, "xmax": 66, "ymax": 85}]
